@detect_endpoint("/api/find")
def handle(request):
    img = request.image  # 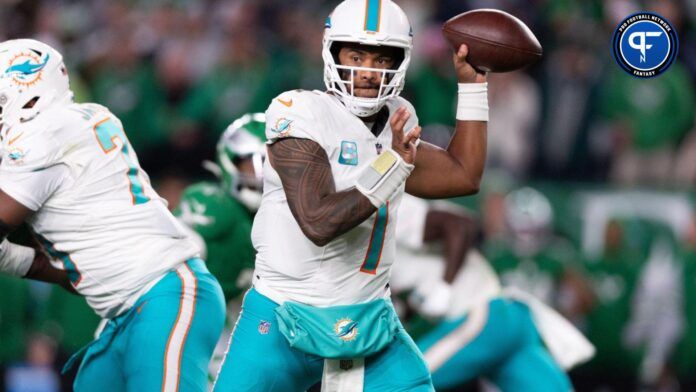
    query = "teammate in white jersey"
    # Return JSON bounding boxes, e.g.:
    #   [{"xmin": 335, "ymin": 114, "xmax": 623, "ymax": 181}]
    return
[
  {"xmin": 0, "ymin": 39, "xmax": 225, "ymax": 391},
  {"xmin": 214, "ymin": 0, "xmax": 488, "ymax": 391},
  {"xmin": 391, "ymin": 195, "xmax": 594, "ymax": 391}
]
